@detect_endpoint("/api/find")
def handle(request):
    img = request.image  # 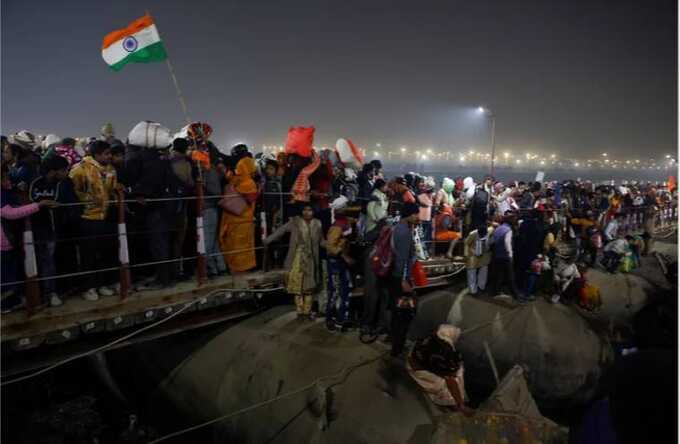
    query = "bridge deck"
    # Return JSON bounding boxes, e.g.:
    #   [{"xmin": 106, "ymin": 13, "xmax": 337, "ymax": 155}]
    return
[
  {"xmin": 1, "ymin": 257, "xmax": 466, "ymax": 353},
  {"xmin": 1, "ymin": 270, "xmax": 287, "ymax": 351}
]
